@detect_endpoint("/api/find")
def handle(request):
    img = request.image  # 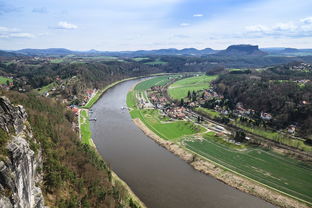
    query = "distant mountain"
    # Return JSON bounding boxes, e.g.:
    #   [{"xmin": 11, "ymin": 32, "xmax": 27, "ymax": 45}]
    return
[
  {"xmin": 282, "ymin": 48, "xmax": 299, "ymax": 53},
  {"xmin": 262, "ymin": 47, "xmax": 312, "ymax": 55},
  {"xmin": 15, "ymin": 48, "xmax": 74, "ymax": 56},
  {"xmin": 10, "ymin": 47, "xmax": 217, "ymax": 57},
  {"xmin": 7, "ymin": 46, "xmax": 312, "ymax": 57},
  {"xmin": 0, "ymin": 50, "xmax": 21, "ymax": 57},
  {"xmin": 217, "ymin": 44, "xmax": 267, "ymax": 56},
  {"xmin": 121, "ymin": 48, "xmax": 216, "ymax": 56}
]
